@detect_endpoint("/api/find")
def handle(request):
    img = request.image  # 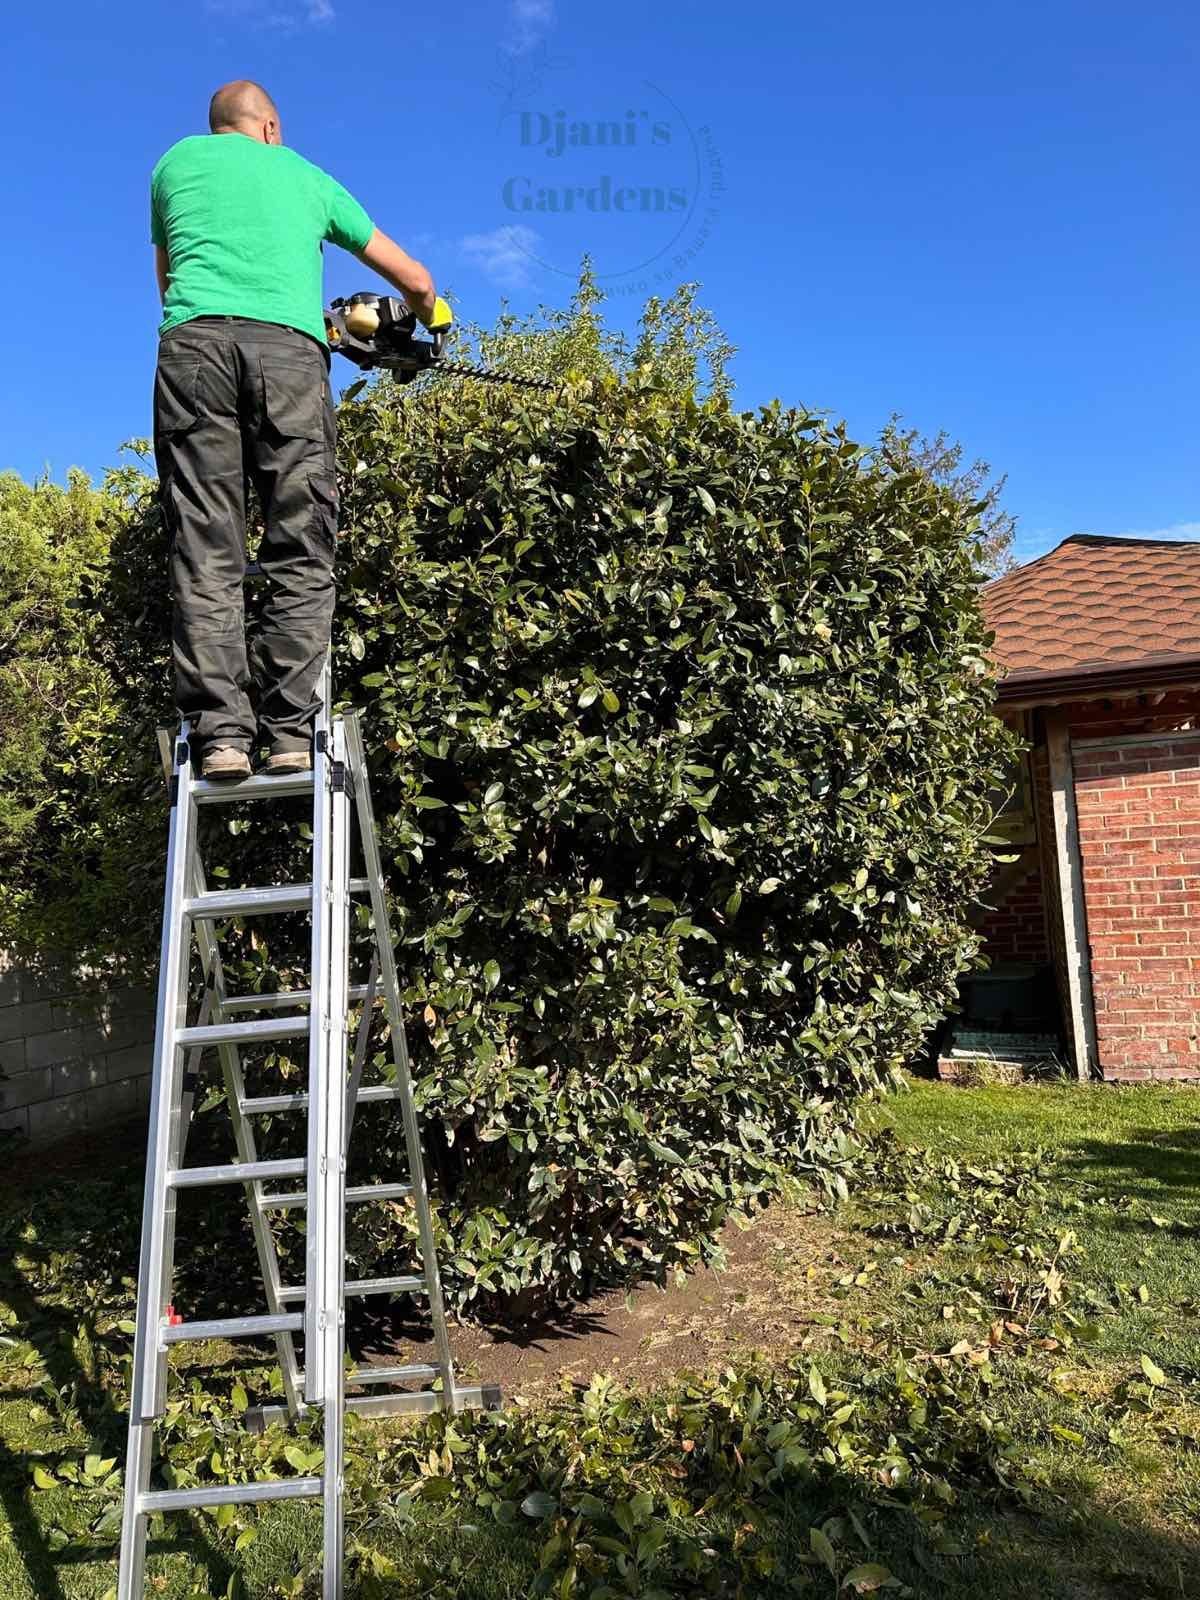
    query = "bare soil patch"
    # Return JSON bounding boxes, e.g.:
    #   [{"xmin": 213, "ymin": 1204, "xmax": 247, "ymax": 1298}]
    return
[{"xmin": 357, "ymin": 1200, "xmax": 853, "ymax": 1401}]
